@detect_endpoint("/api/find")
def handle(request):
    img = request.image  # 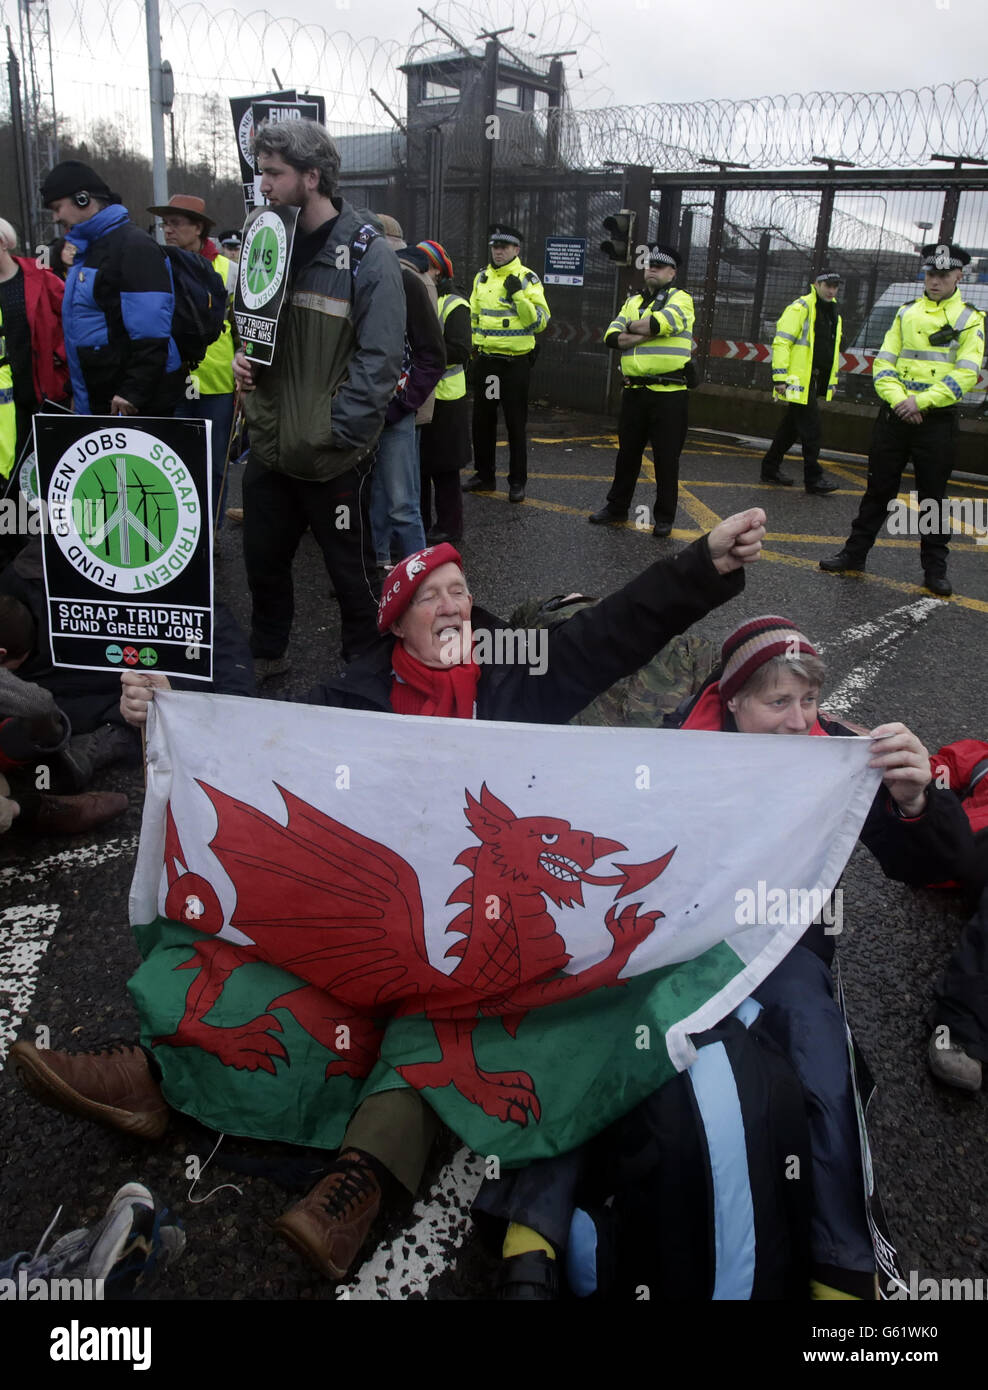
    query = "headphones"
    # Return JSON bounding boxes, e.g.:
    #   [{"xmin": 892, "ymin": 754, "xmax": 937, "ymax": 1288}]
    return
[{"xmin": 73, "ymin": 191, "xmax": 91, "ymax": 208}]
